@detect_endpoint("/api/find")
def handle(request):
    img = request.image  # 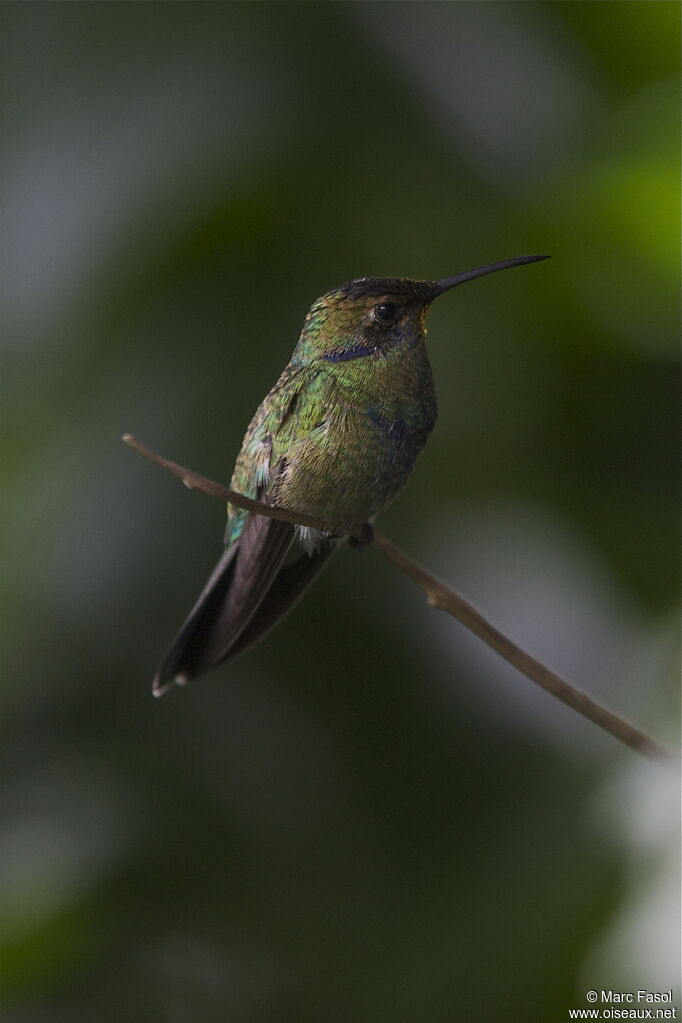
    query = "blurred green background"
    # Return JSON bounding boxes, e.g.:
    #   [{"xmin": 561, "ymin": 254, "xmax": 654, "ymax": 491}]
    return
[{"xmin": 1, "ymin": 2, "xmax": 680, "ymax": 1021}]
